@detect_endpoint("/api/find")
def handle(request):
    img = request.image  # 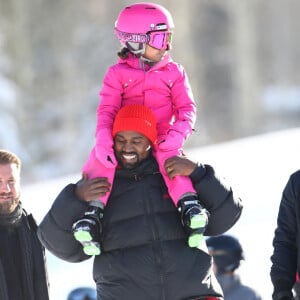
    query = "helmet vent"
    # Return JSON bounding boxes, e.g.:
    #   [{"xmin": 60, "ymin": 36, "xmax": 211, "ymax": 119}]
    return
[{"xmin": 156, "ymin": 23, "xmax": 167, "ymax": 30}]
